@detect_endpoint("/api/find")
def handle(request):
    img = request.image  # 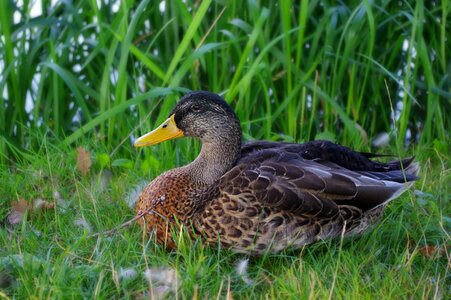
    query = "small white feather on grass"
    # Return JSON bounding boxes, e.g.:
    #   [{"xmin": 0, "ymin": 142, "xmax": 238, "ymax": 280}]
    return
[
  {"xmin": 118, "ymin": 267, "xmax": 138, "ymax": 281},
  {"xmin": 143, "ymin": 267, "xmax": 179, "ymax": 299},
  {"xmin": 235, "ymin": 258, "xmax": 254, "ymax": 285},
  {"xmin": 126, "ymin": 180, "xmax": 148, "ymax": 208},
  {"xmin": 74, "ymin": 218, "xmax": 92, "ymax": 233}
]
